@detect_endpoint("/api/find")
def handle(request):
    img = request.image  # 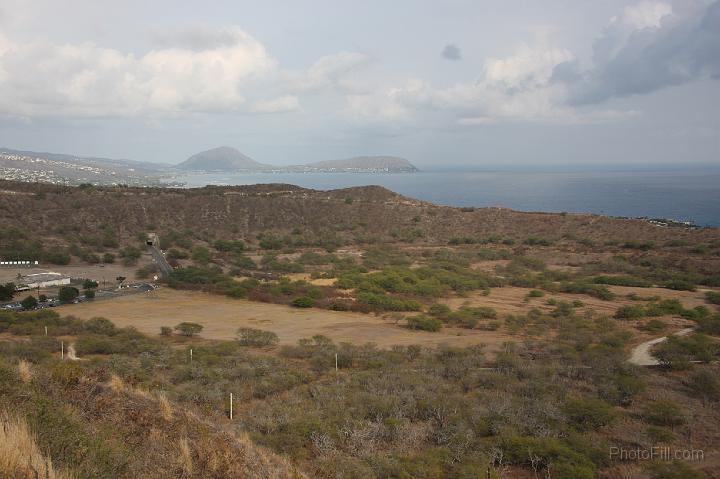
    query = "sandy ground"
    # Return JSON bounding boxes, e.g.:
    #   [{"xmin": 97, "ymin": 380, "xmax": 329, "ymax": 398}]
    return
[
  {"xmin": 440, "ymin": 285, "xmax": 709, "ymax": 318},
  {"xmin": 56, "ymin": 288, "xmax": 514, "ymax": 350}
]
